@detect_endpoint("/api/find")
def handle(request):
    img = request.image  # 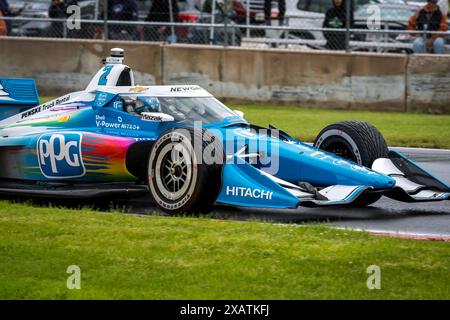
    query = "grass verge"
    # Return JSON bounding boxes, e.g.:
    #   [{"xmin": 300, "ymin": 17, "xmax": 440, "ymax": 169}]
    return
[
  {"xmin": 234, "ymin": 105, "xmax": 450, "ymax": 149},
  {"xmin": 0, "ymin": 201, "xmax": 449, "ymax": 299}
]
